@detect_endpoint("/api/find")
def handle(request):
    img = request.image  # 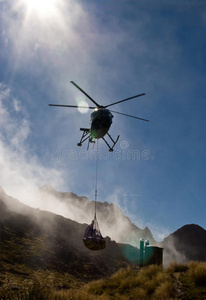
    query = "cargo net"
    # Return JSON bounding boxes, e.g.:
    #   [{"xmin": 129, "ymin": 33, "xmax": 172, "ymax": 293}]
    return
[{"xmin": 83, "ymin": 214, "xmax": 106, "ymax": 251}]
